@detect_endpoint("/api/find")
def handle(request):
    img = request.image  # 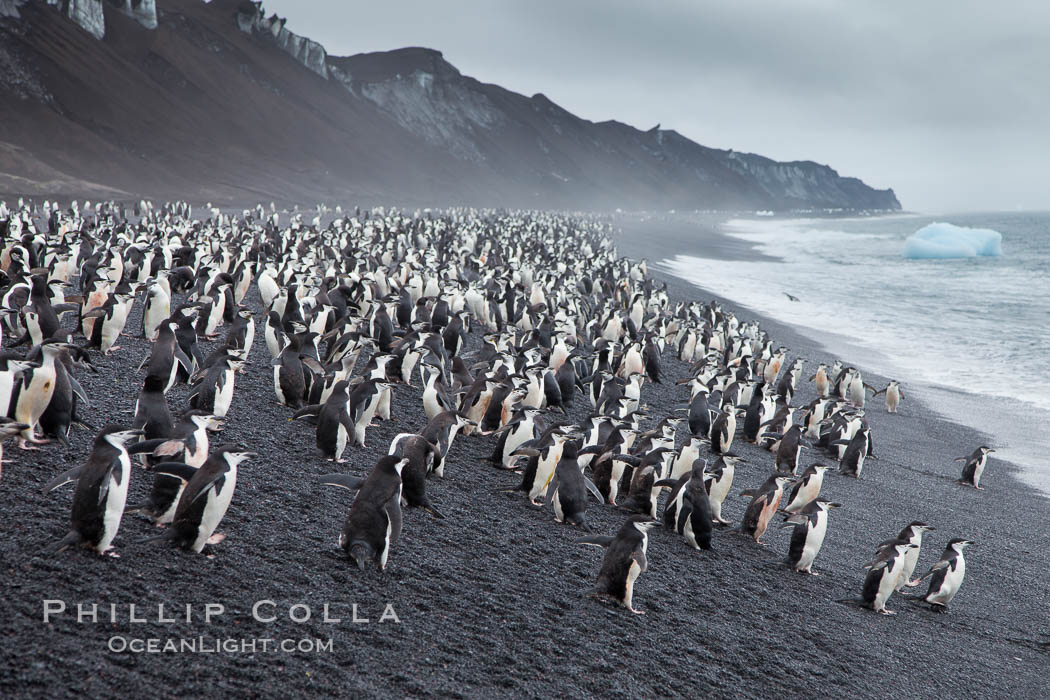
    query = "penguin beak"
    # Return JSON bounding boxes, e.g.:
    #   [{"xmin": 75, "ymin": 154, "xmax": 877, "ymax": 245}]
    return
[{"xmin": 827, "ymin": 502, "xmax": 843, "ymax": 508}]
